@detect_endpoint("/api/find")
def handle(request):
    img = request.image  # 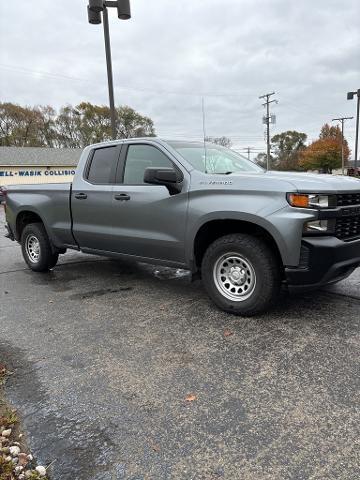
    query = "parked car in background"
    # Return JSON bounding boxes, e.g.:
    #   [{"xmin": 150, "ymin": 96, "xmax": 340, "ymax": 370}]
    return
[{"xmin": 347, "ymin": 166, "xmax": 360, "ymax": 178}]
